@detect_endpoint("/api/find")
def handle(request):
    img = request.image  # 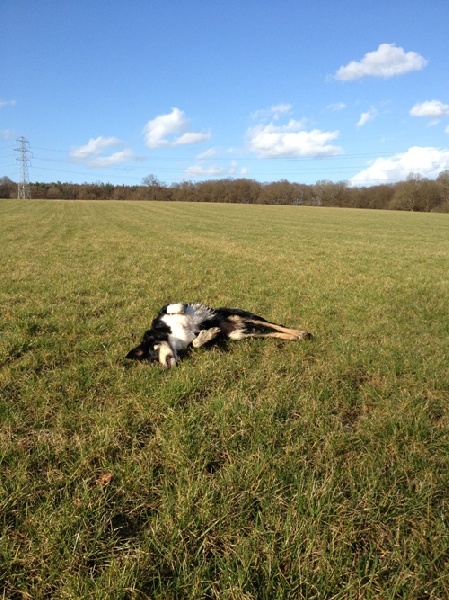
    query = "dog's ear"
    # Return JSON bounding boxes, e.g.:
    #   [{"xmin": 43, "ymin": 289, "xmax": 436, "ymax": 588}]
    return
[{"xmin": 126, "ymin": 346, "xmax": 145, "ymax": 360}]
